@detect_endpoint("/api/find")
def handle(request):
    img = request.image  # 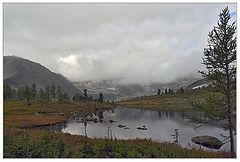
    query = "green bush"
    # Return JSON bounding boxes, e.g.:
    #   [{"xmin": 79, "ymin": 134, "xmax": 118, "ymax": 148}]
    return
[{"xmin": 3, "ymin": 131, "xmax": 72, "ymax": 158}]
